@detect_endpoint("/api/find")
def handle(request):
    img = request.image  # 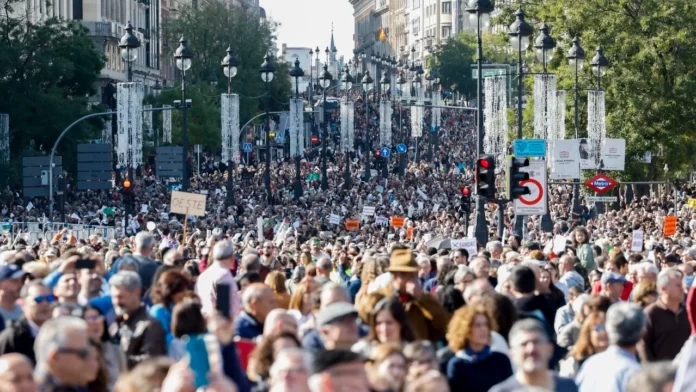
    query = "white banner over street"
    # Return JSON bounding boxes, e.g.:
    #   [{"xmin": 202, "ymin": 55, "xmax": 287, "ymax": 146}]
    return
[
  {"xmin": 550, "ymin": 139, "xmax": 580, "ymax": 179},
  {"xmin": 602, "ymin": 138, "xmax": 626, "ymax": 171}
]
